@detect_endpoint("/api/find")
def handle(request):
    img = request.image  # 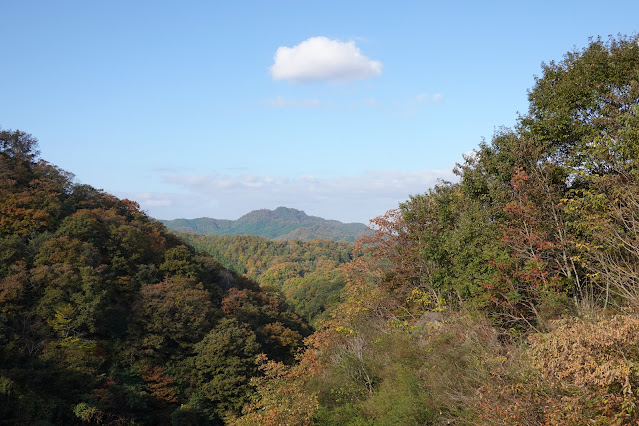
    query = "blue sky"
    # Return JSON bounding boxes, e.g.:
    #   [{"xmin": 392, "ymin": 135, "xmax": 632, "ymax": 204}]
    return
[{"xmin": 2, "ymin": 1, "xmax": 638, "ymax": 223}]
